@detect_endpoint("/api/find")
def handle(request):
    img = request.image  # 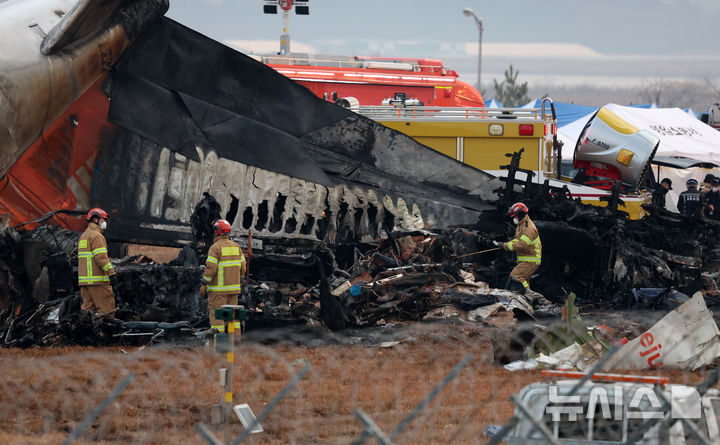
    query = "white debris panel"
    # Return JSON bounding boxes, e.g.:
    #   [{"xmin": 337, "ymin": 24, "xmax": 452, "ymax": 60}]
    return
[{"xmin": 604, "ymin": 293, "xmax": 720, "ymax": 371}]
